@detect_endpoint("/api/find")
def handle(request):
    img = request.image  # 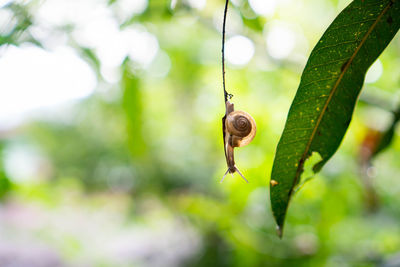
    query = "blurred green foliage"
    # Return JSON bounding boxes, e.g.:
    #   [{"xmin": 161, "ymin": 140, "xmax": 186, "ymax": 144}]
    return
[{"xmin": 0, "ymin": 0, "xmax": 400, "ymax": 266}]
